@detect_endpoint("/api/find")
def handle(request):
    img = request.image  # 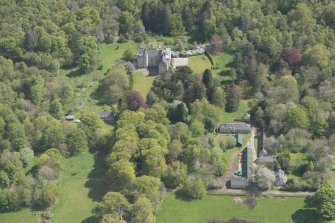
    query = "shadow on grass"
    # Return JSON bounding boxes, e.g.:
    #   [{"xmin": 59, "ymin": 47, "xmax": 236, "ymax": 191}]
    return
[
  {"xmin": 90, "ymin": 82, "xmax": 105, "ymax": 101},
  {"xmin": 209, "ymin": 219, "xmax": 258, "ymax": 223},
  {"xmin": 85, "ymin": 153, "xmax": 110, "ymax": 202},
  {"xmin": 174, "ymin": 190, "xmax": 198, "ymax": 202},
  {"xmin": 82, "ymin": 215, "xmax": 100, "ymax": 223},
  {"xmin": 291, "ymin": 209, "xmax": 320, "ymax": 223},
  {"xmin": 66, "ymin": 68, "xmax": 85, "ymax": 78}
]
